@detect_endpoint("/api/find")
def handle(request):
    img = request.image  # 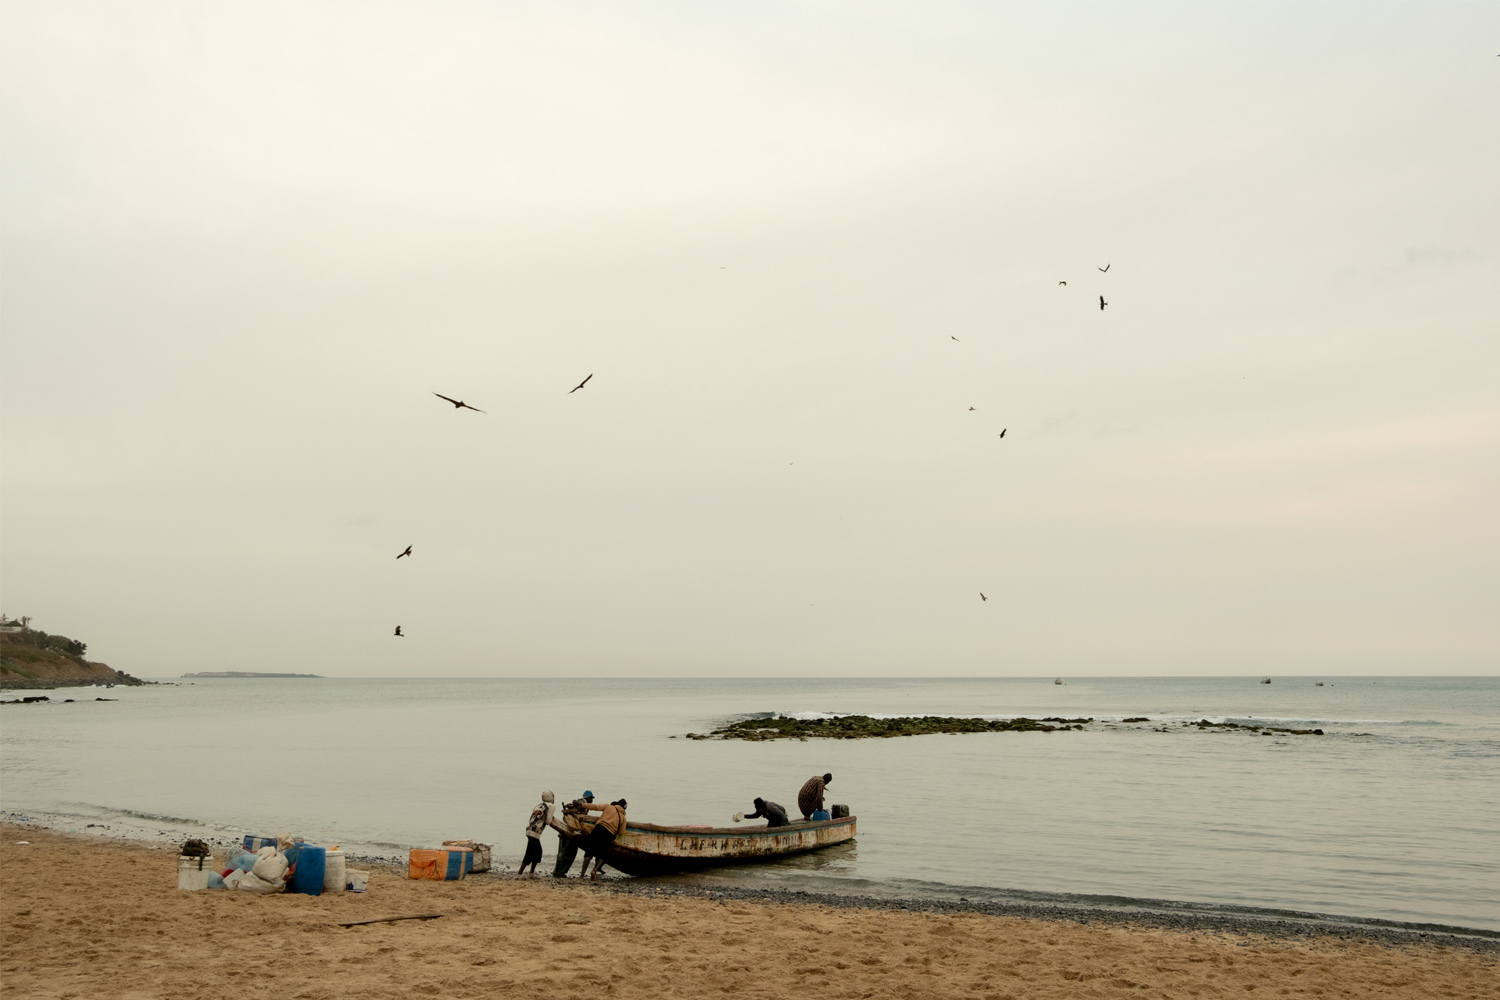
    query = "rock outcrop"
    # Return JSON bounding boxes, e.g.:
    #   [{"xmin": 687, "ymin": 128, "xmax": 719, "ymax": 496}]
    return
[{"xmin": 0, "ymin": 630, "xmax": 143, "ymax": 689}]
